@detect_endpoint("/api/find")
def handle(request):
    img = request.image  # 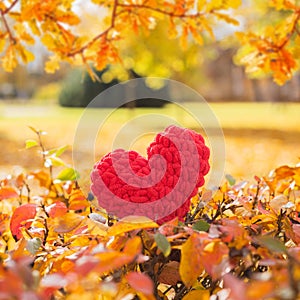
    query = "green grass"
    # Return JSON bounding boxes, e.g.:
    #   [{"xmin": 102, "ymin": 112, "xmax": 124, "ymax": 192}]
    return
[
  {"xmin": 1, "ymin": 101, "xmax": 299, "ymax": 130},
  {"xmin": 0, "ymin": 101, "xmax": 299, "ymax": 183}
]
